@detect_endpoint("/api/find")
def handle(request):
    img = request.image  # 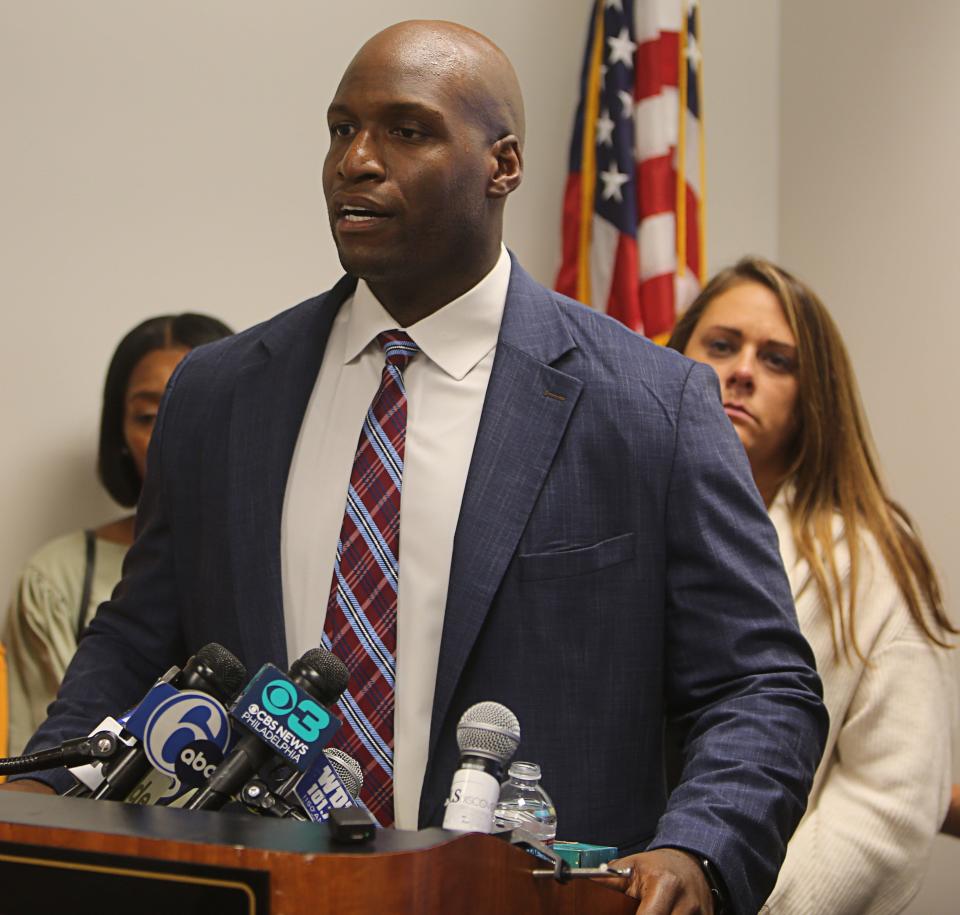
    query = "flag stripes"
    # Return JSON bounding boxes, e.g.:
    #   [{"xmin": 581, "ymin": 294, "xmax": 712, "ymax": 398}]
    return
[{"xmin": 557, "ymin": 0, "xmax": 706, "ymax": 341}]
